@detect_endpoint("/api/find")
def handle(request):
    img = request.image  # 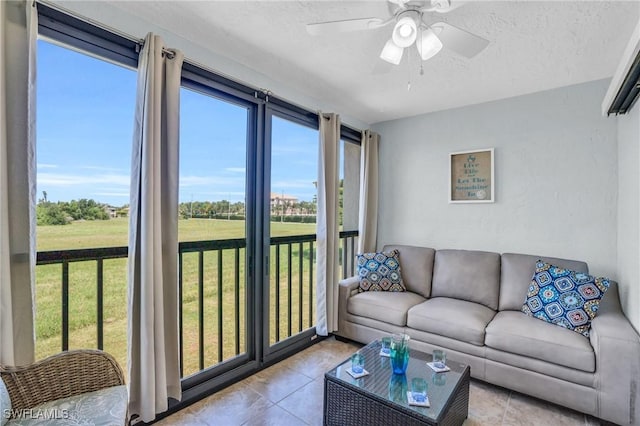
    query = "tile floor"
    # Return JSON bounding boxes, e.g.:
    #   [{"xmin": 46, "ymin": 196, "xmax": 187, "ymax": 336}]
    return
[{"xmin": 155, "ymin": 337, "xmax": 604, "ymax": 426}]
